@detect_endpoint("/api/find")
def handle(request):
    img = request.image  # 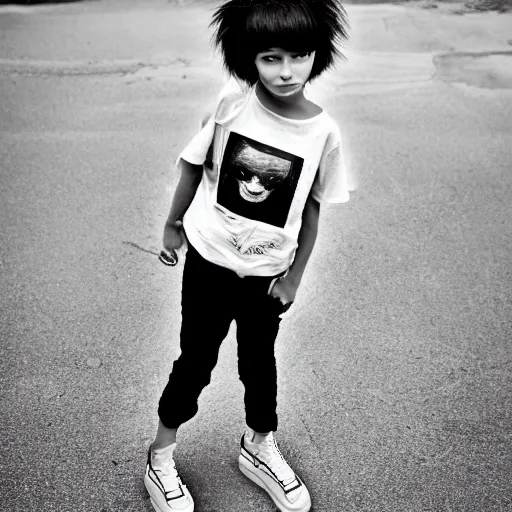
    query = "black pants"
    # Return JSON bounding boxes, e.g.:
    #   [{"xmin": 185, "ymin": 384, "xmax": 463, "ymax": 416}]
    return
[{"xmin": 158, "ymin": 244, "xmax": 285, "ymax": 433}]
